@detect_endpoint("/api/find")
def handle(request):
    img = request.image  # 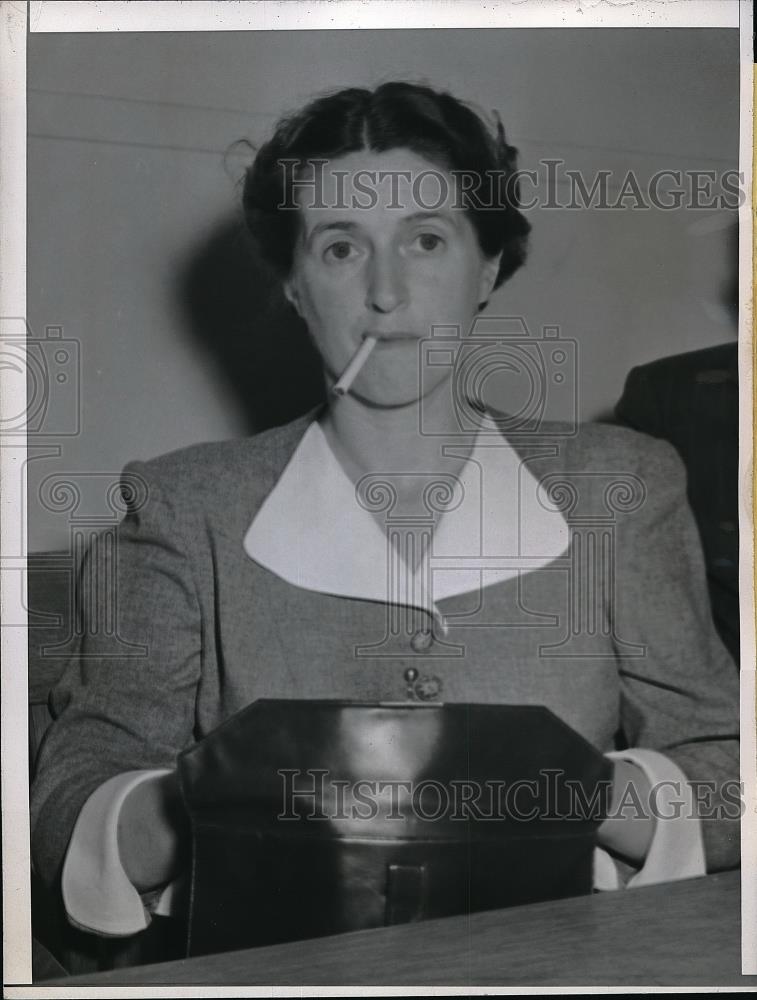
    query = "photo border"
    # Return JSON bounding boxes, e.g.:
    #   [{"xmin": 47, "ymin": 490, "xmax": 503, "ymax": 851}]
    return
[{"xmin": 1, "ymin": 1, "xmax": 753, "ymax": 994}]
